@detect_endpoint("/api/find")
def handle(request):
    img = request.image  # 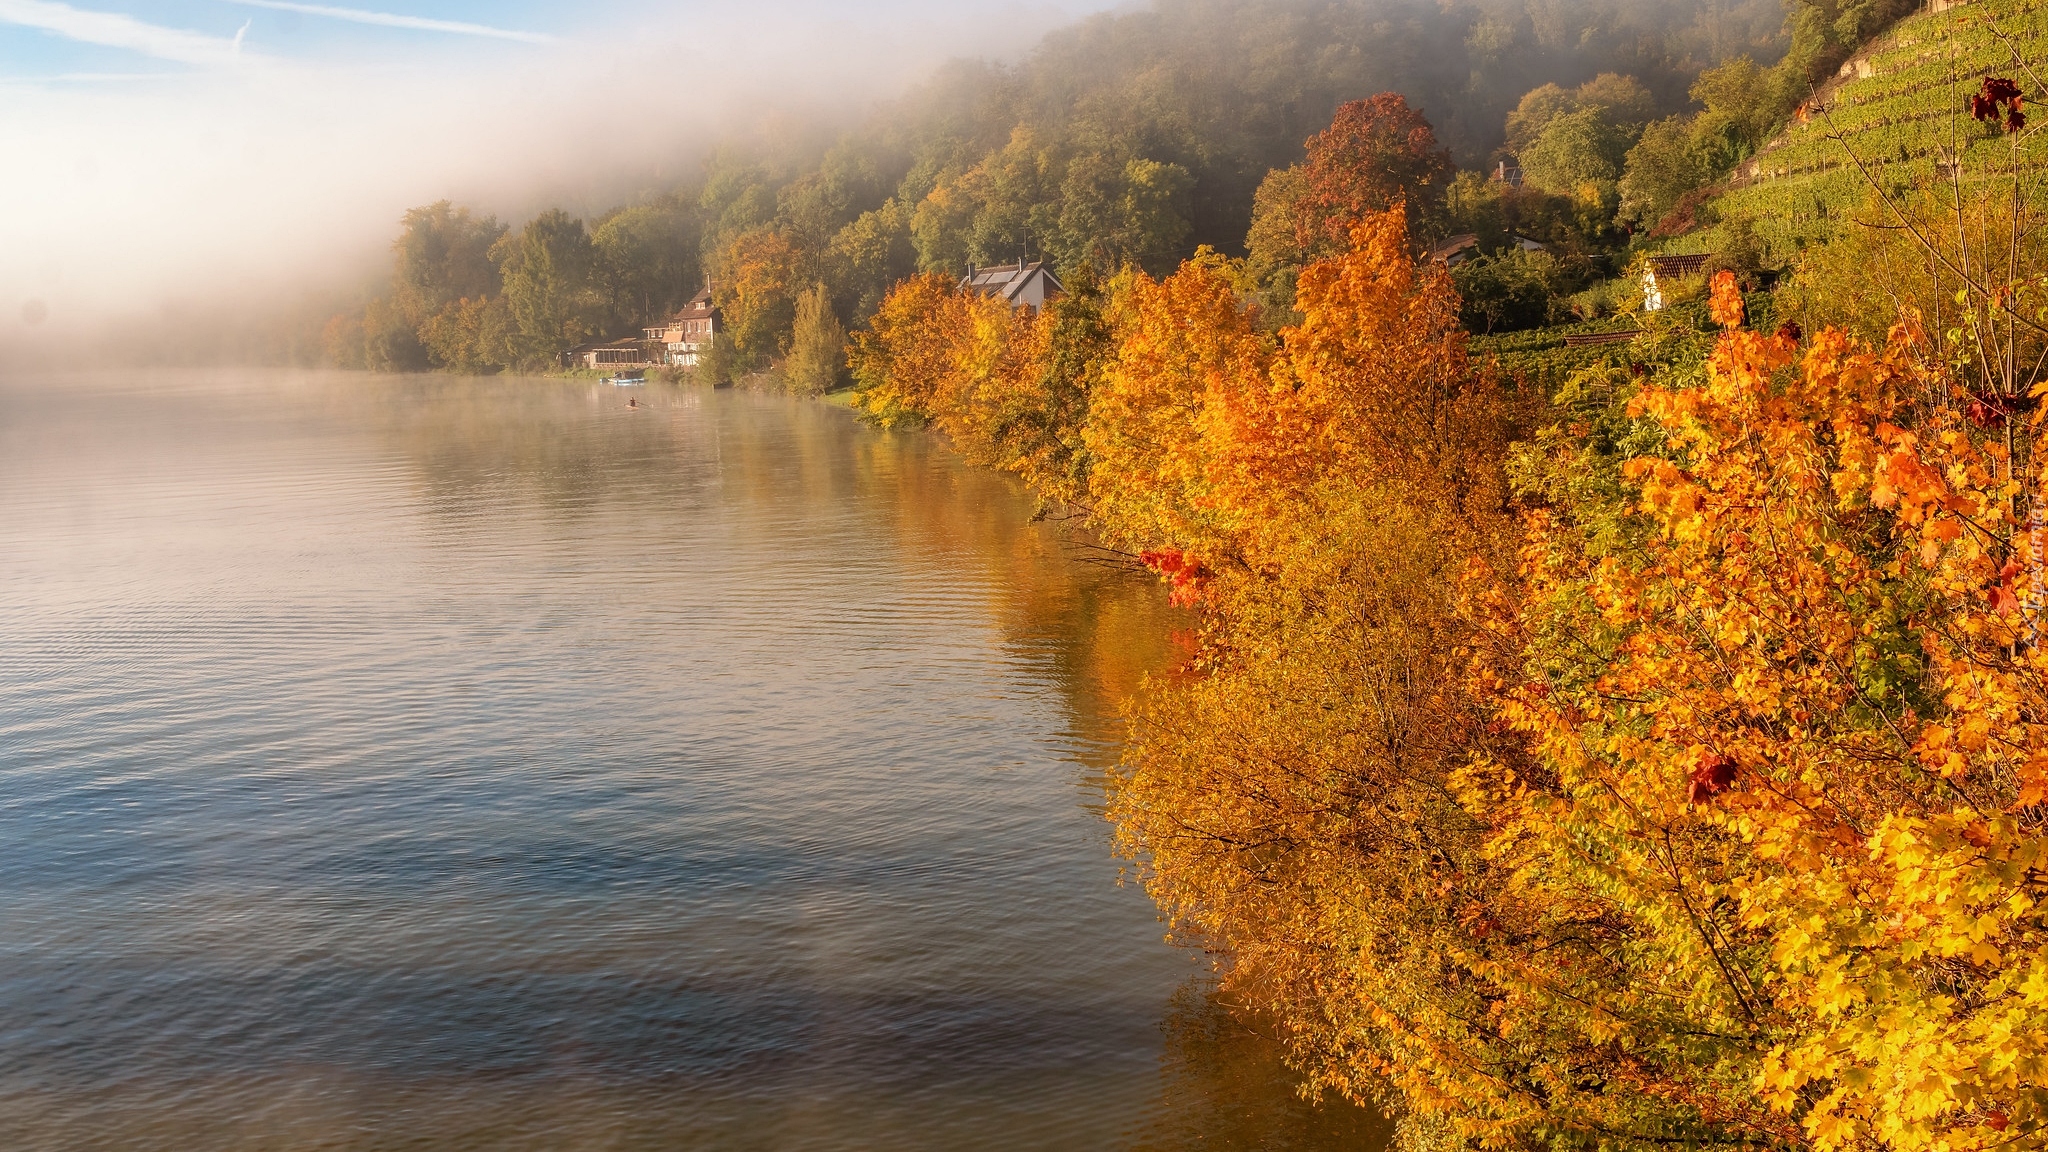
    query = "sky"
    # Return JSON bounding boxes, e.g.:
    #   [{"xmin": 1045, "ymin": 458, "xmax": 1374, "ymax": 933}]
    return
[{"xmin": 0, "ymin": 0, "xmax": 1109, "ymax": 348}]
